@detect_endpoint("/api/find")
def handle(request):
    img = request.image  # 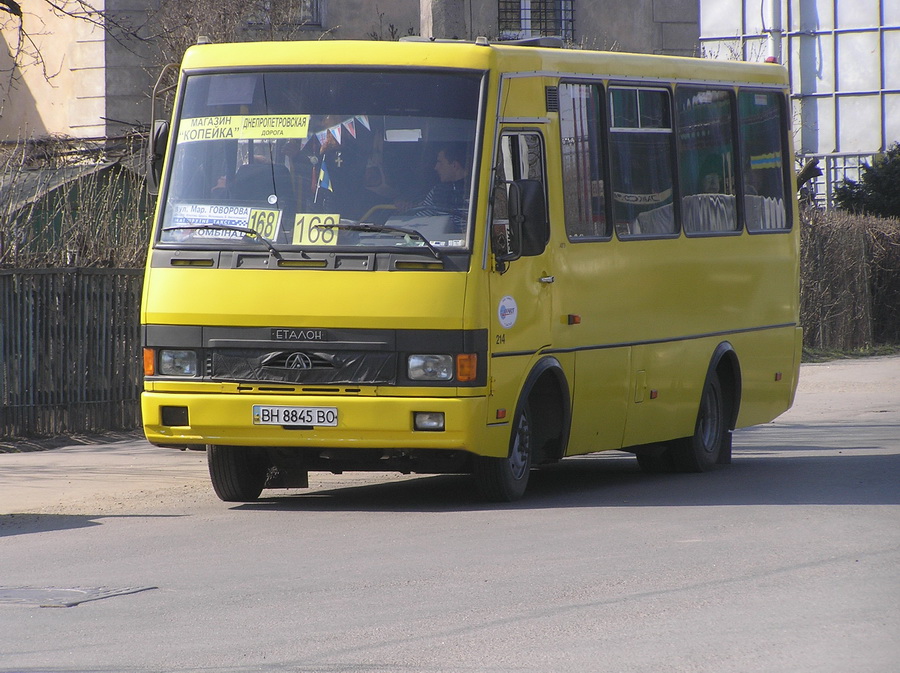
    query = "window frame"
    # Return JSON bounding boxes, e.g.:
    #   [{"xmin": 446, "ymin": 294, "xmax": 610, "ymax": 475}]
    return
[
  {"xmin": 674, "ymin": 84, "xmax": 742, "ymax": 238},
  {"xmin": 559, "ymin": 79, "xmax": 611, "ymax": 243},
  {"xmin": 607, "ymin": 83, "xmax": 679, "ymax": 240},
  {"xmin": 737, "ymin": 87, "xmax": 794, "ymax": 234},
  {"xmin": 491, "ymin": 129, "xmax": 550, "ymax": 257}
]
